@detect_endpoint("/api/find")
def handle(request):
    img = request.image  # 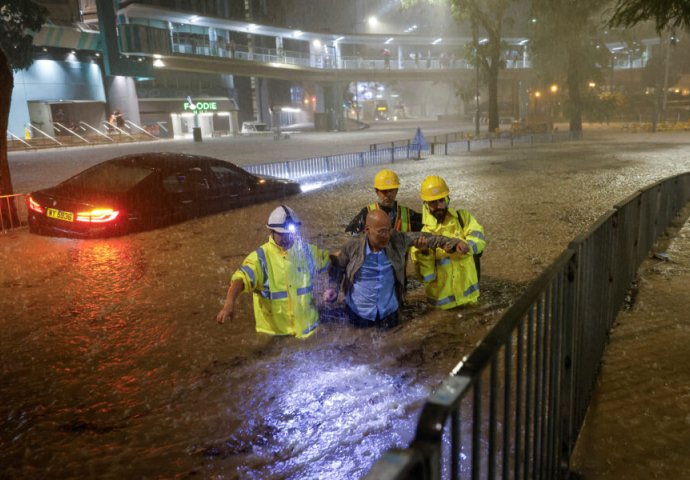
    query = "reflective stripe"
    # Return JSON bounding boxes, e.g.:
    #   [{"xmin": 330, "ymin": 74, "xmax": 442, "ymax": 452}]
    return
[
  {"xmin": 297, "ymin": 285, "xmax": 313, "ymax": 295},
  {"xmin": 467, "ymin": 240, "xmax": 478, "ymax": 254},
  {"xmin": 303, "ymin": 244, "xmax": 316, "ymax": 279},
  {"xmin": 257, "ymin": 247, "xmax": 270, "ymax": 298},
  {"xmin": 302, "ymin": 321, "xmax": 319, "ymax": 335},
  {"xmin": 240, "ymin": 266, "xmax": 256, "ymax": 288},
  {"xmin": 469, "ymin": 230, "xmax": 485, "ymax": 241},
  {"xmin": 436, "ymin": 257, "xmax": 451, "ymax": 266},
  {"xmin": 432, "ymin": 295, "xmax": 456, "ymax": 306},
  {"xmin": 422, "ymin": 272, "xmax": 436, "ymax": 282},
  {"xmin": 258, "ymin": 246, "xmax": 316, "ymax": 300},
  {"xmin": 464, "ymin": 283, "xmax": 480, "ymax": 297},
  {"xmin": 397, "ymin": 205, "xmax": 411, "ymax": 232}
]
